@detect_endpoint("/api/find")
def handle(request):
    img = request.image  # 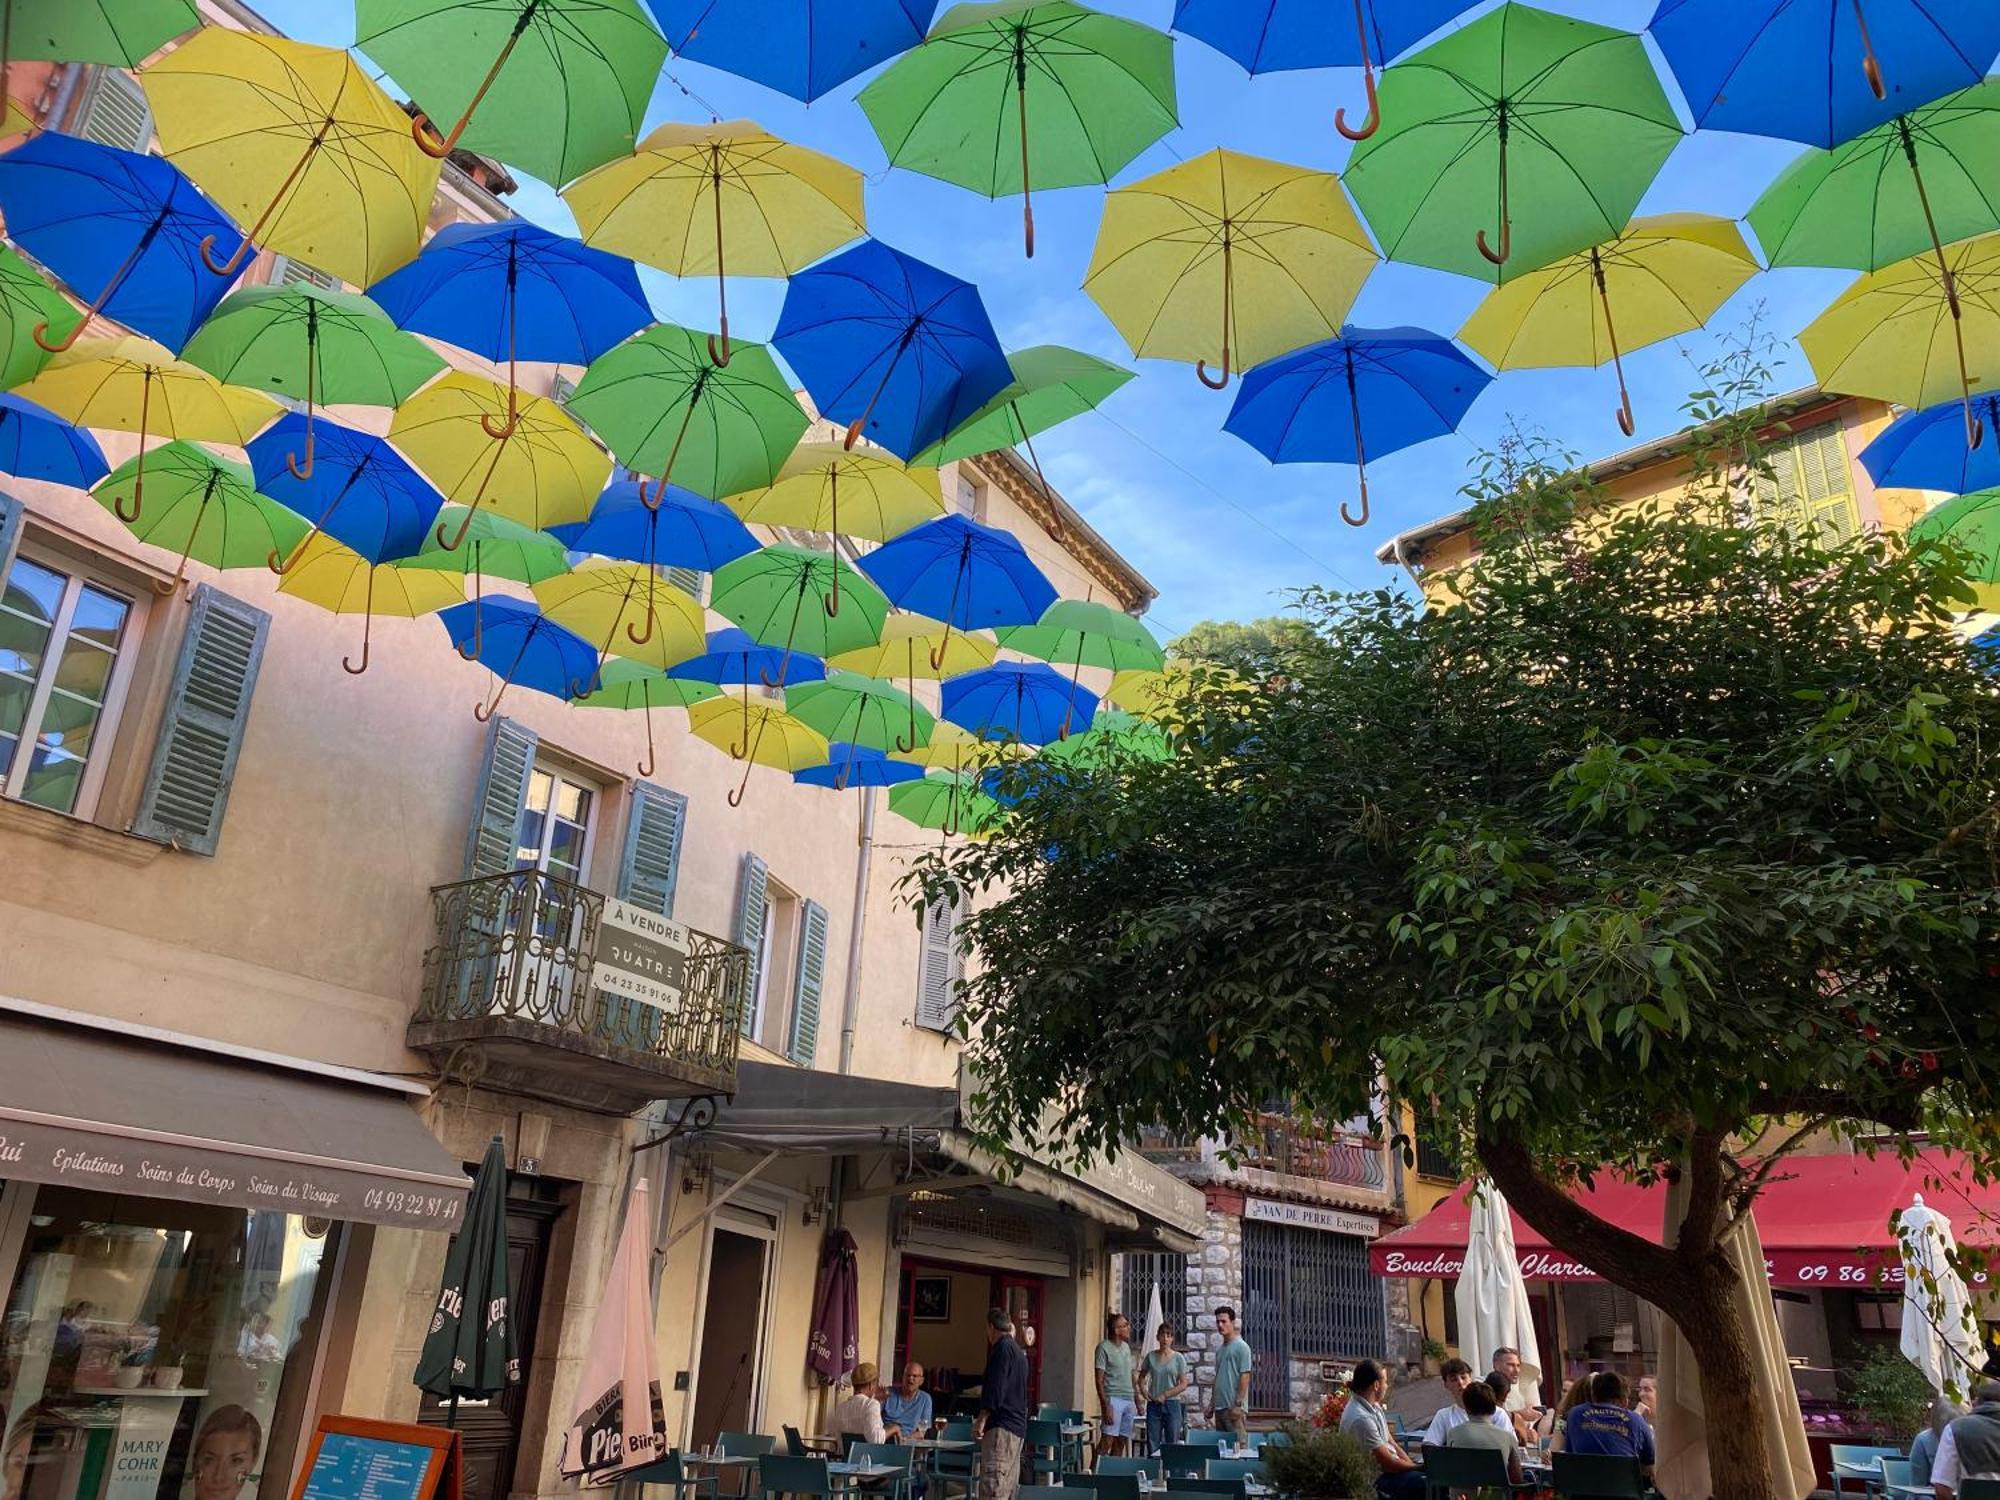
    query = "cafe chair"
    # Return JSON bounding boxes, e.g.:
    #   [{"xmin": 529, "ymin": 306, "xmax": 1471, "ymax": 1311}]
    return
[
  {"xmin": 728, "ymin": 1434, "xmax": 780, "ymax": 1458},
  {"xmin": 1097, "ymin": 1458, "xmax": 1161, "ymax": 1480},
  {"xmin": 1027, "ymin": 1420, "xmax": 1067, "ymax": 1485},
  {"xmin": 1183, "ymin": 1431, "xmax": 1229, "ymax": 1449},
  {"xmin": 784, "ymin": 1428, "xmax": 839, "ymax": 1459},
  {"xmin": 759, "ymin": 1455, "xmax": 835, "ymax": 1500},
  {"xmin": 1065, "ymin": 1474, "xmax": 1142, "ymax": 1500},
  {"xmin": 852, "ymin": 1443, "xmax": 915, "ymax": 1500},
  {"xmin": 1171, "ymin": 1481, "xmax": 1247, "ymax": 1500},
  {"xmin": 1159, "ymin": 1446, "xmax": 1209, "ymax": 1481},
  {"xmin": 624, "ymin": 1451, "xmax": 719, "ymax": 1500},
  {"xmin": 1550, "ymin": 1451, "xmax": 1646, "ymax": 1500},
  {"xmin": 1831, "ymin": 1445, "xmax": 1904, "ymax": 1500},
  {"xmin": 1420, "ymin": 1446, "xmax": 1537, "ymax": 1500},
  {"xmin": 1202, "ymin": 1460, "xmax": 1264, "ymax": 1483},
  {"xmin": 931, "ymin": 1423, "xmax": 979, "ymax": 1500}
]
